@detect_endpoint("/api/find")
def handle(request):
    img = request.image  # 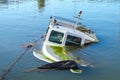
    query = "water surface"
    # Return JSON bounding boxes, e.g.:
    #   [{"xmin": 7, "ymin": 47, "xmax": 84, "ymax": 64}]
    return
[{"xmin": 0, "ymin": 0, "xmax": 120, "ymax": 80}]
